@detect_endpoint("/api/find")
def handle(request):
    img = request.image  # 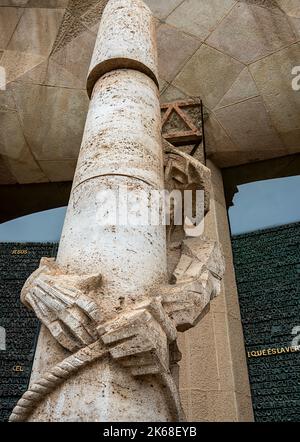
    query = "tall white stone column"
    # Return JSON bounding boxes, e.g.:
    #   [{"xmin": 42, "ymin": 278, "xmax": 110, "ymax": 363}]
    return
[
  {"xmin": 10, "ymin": 0, "xmax": 225, "ymax": 423},
  {"xmin": 10, "ymin": 0, "xmax": 173, "ymax": 422}
]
